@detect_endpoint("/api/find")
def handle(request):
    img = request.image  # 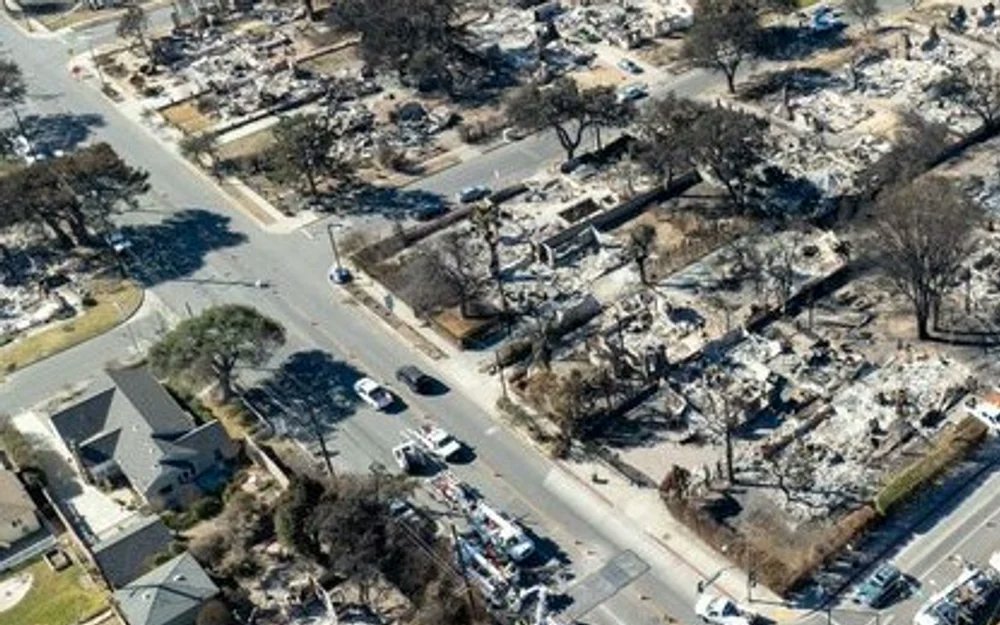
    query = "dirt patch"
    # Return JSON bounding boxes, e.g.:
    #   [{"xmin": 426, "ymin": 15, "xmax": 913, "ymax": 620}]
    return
[
  {"xmin": 217, "ymin": 128, "xmax": 277, "ymax": 161},
  {"xmin": 0, "ymin": 573, "xmax": 32, "ymax": 613},
  {"xmin": 573, "ymin": 63, "xmax": 629, "ymax": 89},
  {"xmin": 298, "ymin": 45, "xmax": 362, "ymax": 77},
  {"xmin": 160, "ymin": 101, "xmax": 214, "ymax": 135}
]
